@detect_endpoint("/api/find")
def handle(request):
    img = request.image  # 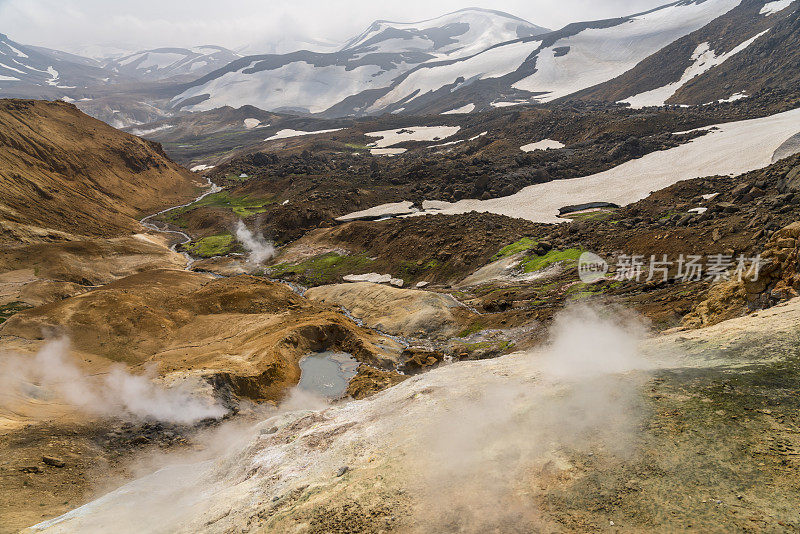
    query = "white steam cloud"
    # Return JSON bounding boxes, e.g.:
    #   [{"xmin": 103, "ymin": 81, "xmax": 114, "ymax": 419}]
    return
[
  {"xmin": 235, "ymin": 220, "xmax": 275, "ymax": 264},
  {"xmin": 0, "ymin": 339, "xmax": 227, "ymax": 424},
  {"xmin": 25, "ymin": 305, "xmax": 668, "ymax": 533},
  {"xmin": 413, "ymin": 304, "xmax": 658, "ymax": 531}
]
